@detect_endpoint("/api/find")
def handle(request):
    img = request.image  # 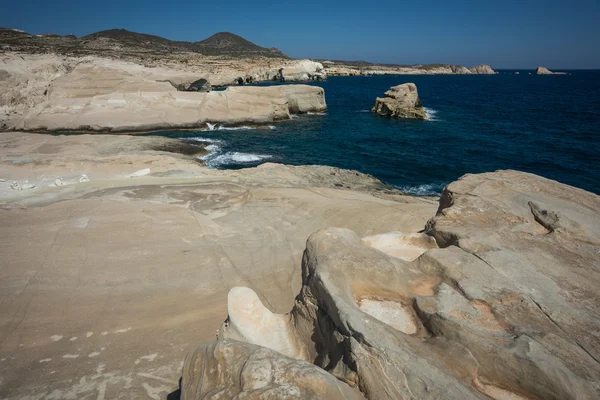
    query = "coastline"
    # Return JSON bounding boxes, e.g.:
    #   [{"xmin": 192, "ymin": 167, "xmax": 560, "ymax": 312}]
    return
[
  {"xmin": 2, "ymin": 131, "xmax": 598, "ymax": 399},
  {"xmin": 1, "ymin": 26, "xmax": 599, "ymax": 400}
]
